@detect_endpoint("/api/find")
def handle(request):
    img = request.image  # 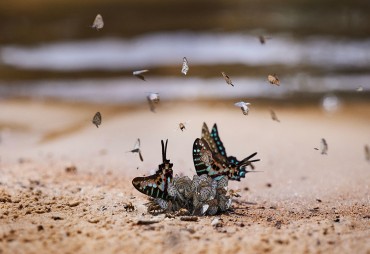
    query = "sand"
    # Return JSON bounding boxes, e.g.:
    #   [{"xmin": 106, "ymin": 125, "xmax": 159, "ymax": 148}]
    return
[{"xmin": 0, "ymin": 98, "xmax": 369, "ymax": 254}]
